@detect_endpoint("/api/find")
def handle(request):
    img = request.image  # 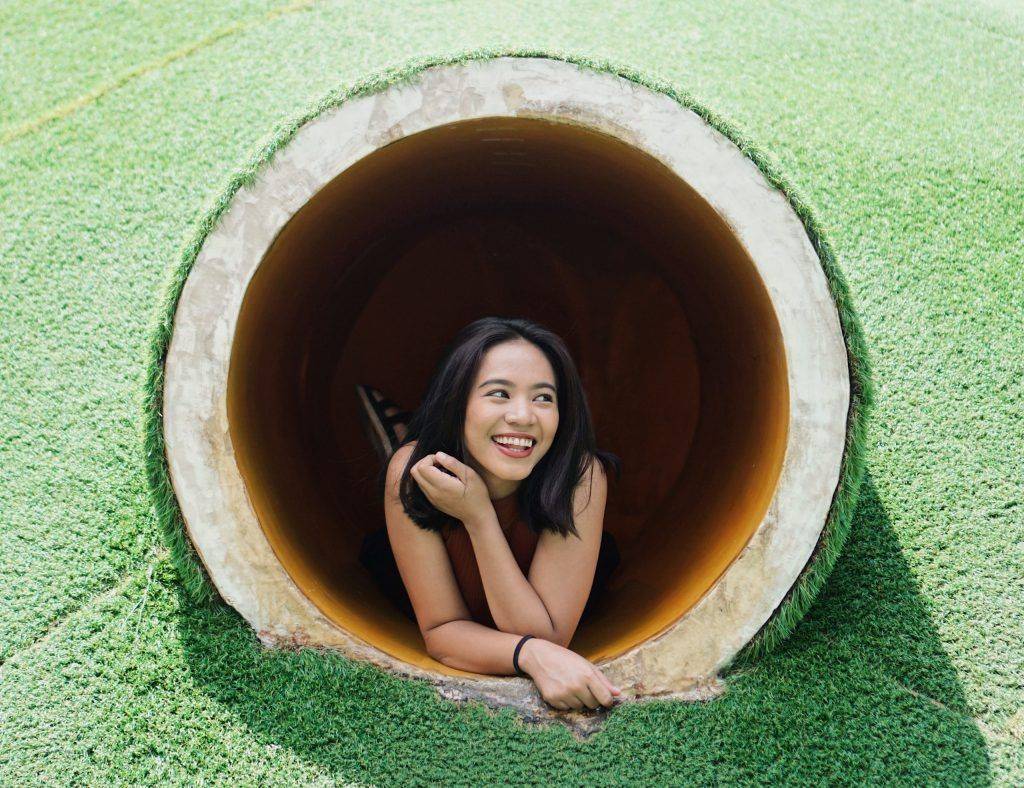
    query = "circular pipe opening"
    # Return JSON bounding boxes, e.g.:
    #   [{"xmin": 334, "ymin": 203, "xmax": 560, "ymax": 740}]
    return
[
  {"xmin": 161, "ymin": 56, "xmax": 852, "ymax": 702},
  {"xmin": 228, "ymin": 115, "xmax": 789, "ymax": 673}
]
